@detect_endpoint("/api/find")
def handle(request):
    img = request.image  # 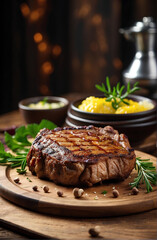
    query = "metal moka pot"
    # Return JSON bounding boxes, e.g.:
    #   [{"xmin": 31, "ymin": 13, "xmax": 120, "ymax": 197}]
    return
[{"xmin": 120, "ymin": 17, "xmax": 157, "ymax": 98}]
